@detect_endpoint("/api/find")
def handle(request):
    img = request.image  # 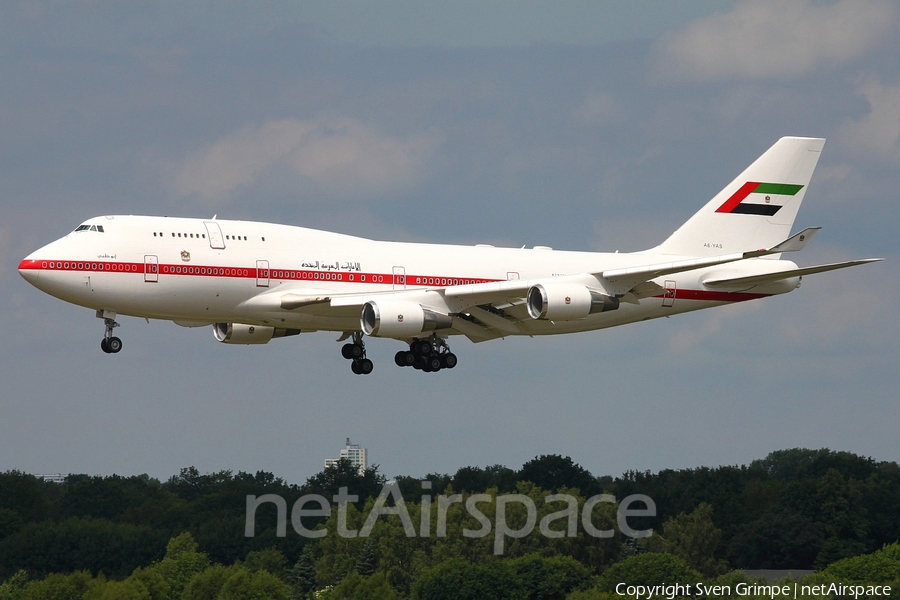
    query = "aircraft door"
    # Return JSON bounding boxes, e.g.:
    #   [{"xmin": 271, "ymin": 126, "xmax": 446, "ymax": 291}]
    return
[
  {"xmin": 204, "ymin": 222, "xmax": 225, "ymax": 249},
  {"xmin": 144, "ymin": 255, "xmax": 159, "ymax": 283},
  {"xmin": 663, "ymin": 280, "xmax": 676, "ymax": 307},
  {"xmin": 393, "ymin": 266, "xmax": 406, "ymax": 290},
  {"xmin": 256, "ymin": 260, "xmax": 269, "ymax": 287}
]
